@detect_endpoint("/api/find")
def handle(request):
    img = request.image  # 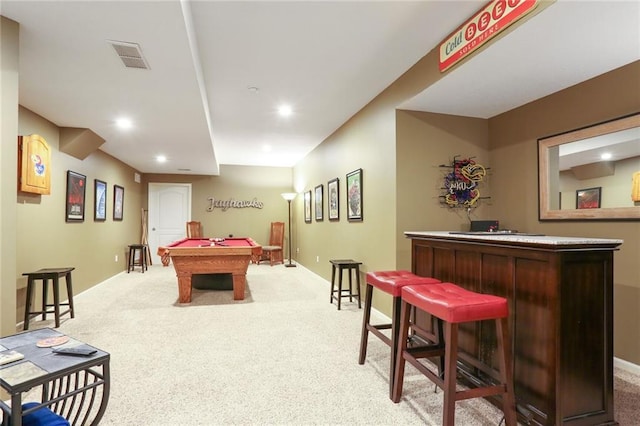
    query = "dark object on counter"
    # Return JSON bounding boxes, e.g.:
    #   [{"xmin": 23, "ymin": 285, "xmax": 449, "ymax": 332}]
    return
[{"xmin": 470, "ymin": 220, "xmax": 499, "ymax": 232}]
